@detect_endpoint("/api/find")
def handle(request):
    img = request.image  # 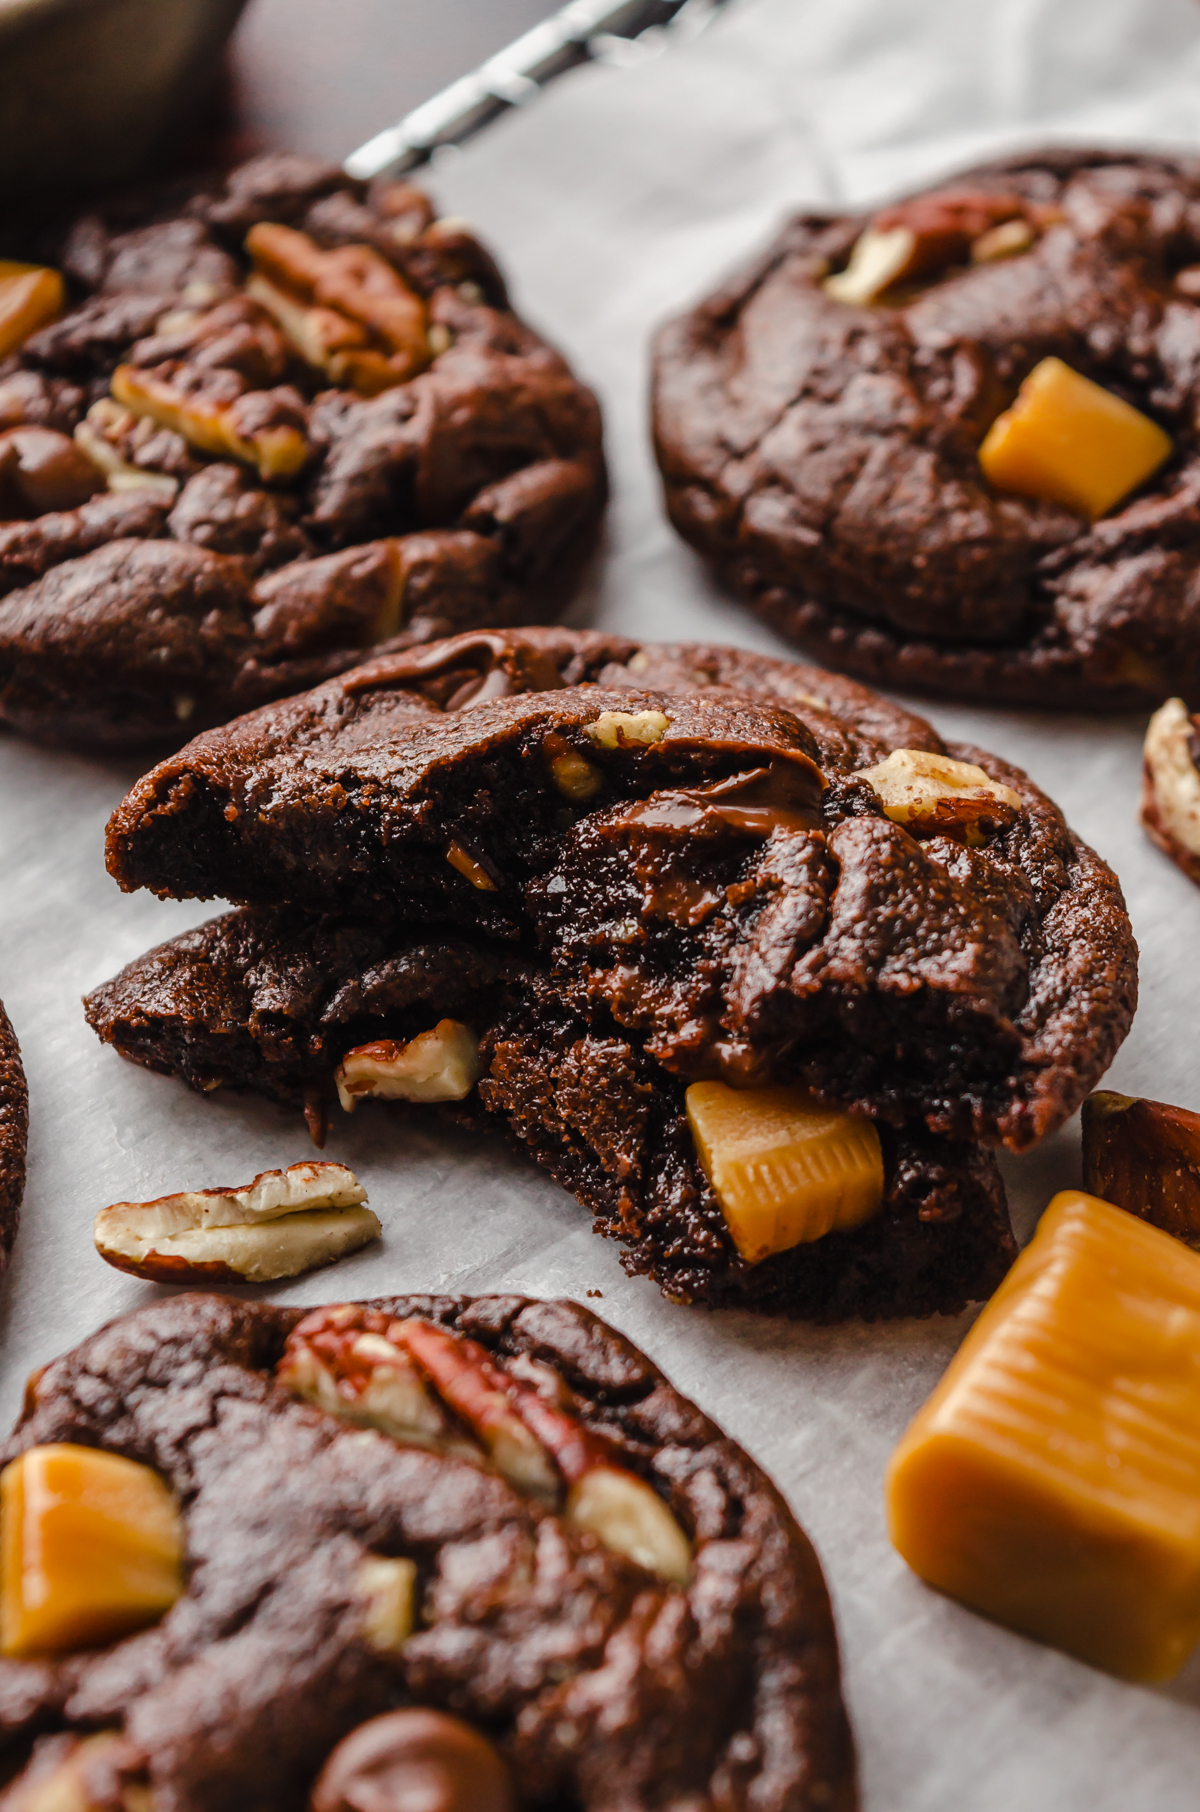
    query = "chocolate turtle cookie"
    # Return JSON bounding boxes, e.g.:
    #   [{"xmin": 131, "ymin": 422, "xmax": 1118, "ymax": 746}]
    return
[
  {"xmin": 85, "ymin": 629, "xmax": 1136, "ymax": 1317},
  {"xmin": 652, "ymin": 147, "xmax": 1200, "ymax": 710},
  {"xmin": 0, "ymin": 1290, "xmax": 856, "ymax": 1811},
  {"xmin": 0, "ymin": 1000, "xmax": 26, "ymax": 1268},
  {"xmin": 0, "ymin": 154, "xmax": 604, "ymax": 747}
]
